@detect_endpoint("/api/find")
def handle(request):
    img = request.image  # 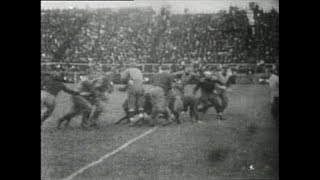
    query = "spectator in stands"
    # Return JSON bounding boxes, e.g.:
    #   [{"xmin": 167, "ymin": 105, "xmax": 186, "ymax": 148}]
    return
[{"xmin": 41, "ymin": 6, "xmax": 278, "ymax": 66}]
